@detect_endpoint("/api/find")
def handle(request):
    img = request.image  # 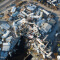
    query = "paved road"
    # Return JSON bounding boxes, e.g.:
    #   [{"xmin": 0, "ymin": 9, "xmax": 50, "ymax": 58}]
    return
[
  {"xmin": 0, "ymin": 0, "xmax": 15, "ymax": 11},
  {"xmin": 0, "ymin": 0, "xmax": 9, "ymax": 6}
]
